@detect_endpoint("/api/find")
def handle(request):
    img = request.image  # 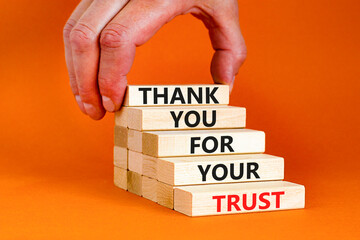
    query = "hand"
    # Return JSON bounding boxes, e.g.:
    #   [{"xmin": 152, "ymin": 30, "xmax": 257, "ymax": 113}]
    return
[{"xmin": 63, "ymin": 0, "xmax": 247, "ymax": 120}]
